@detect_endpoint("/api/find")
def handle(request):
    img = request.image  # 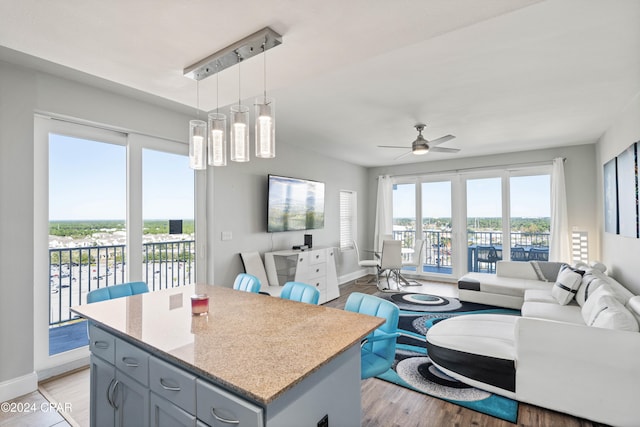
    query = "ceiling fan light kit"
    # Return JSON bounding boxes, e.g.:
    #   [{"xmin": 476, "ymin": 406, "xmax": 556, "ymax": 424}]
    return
[{"xmin": 378, "ymin": 123, "xmax": 460, "ymax": 160}]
